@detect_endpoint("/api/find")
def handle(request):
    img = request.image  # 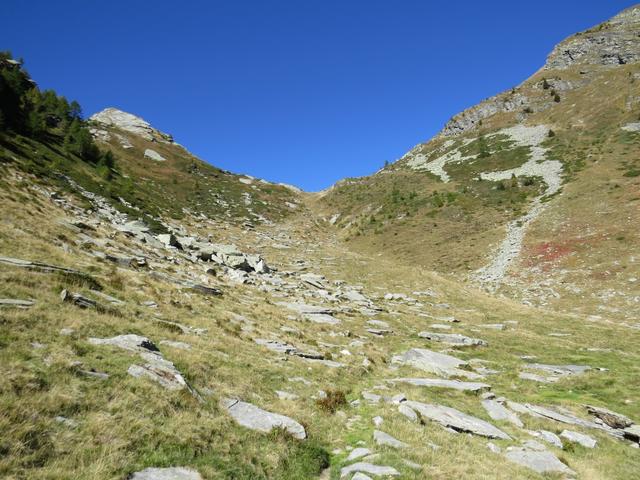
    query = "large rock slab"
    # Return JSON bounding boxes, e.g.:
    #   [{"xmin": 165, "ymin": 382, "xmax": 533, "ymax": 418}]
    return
[
  {"xmin": 391, "ymin": 348, "xmax": 483, "ymax": 380},
  {"xmin": 221, "ymin": 398, "xmax": 306, "ymax": 439},
  {"xmin": 340, "ymin": 462, "xmax": 400, "ymax": 478},
  {"xmin": 403, "ymin": 401, "xmax": 510, "ymax": 439},
  {"xmin": 504, "ymin": 448, "xmax": 575, "ymax": 475},
  {"xmin": 129, "ymin": 467, "xmax": 202, "ymax": 479},
  {"xmin": 390, "ymin": 377, "xmax": 490, "ymax": 392},
  {"xmin": 418, "ymin": 332, "xmax": 487, "ymax": 347},
  {"xmin": 482, "ymin": 399, "xmax": 524, "ymax": 427}
]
